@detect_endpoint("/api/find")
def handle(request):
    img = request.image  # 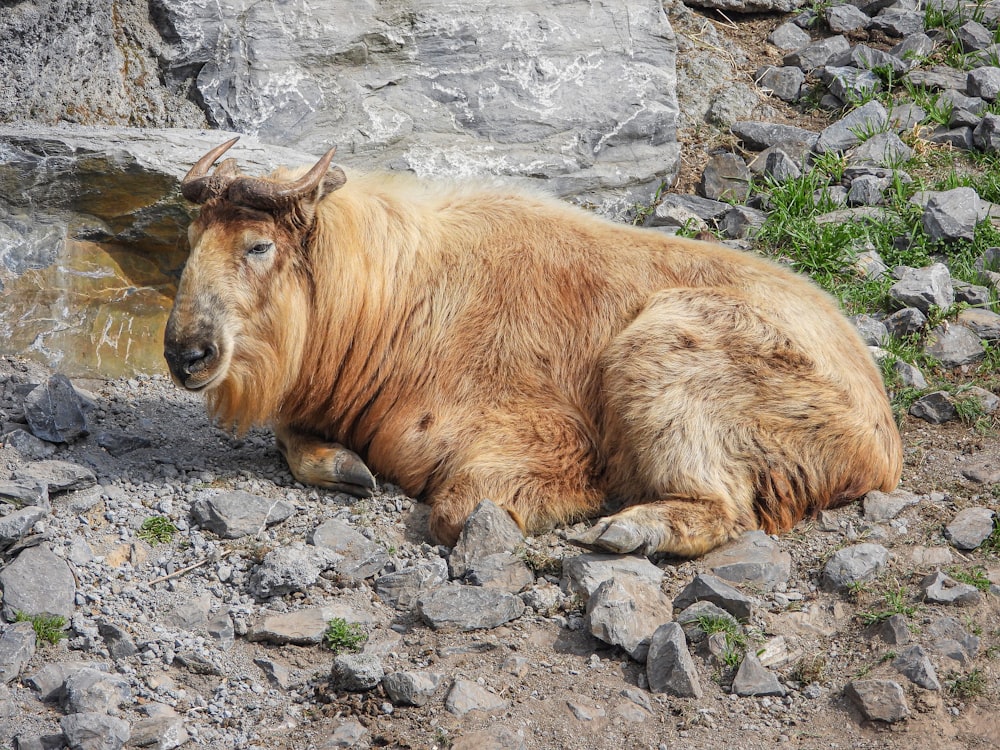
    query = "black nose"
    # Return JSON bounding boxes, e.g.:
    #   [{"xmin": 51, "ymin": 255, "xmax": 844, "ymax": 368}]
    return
[{"xmin": 164, "ymin": 342, "xmax": 218, "ymax": 381}]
